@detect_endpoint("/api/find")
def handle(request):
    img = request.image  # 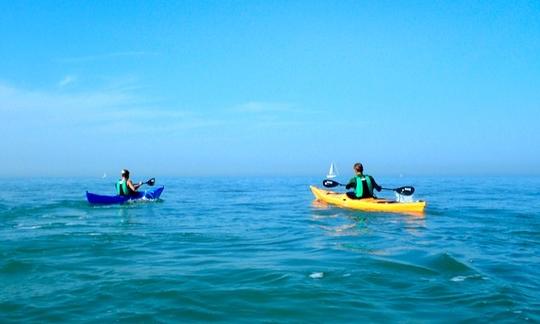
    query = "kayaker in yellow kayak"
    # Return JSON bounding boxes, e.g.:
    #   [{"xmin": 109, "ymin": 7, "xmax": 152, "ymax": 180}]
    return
[
  {"xmin": 345, "ymin": 163, "xmax": 382, "ymax": 199},
  {"xmin": 116, "ymin": 169, "xmax": 142, "ymax": 196}
]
